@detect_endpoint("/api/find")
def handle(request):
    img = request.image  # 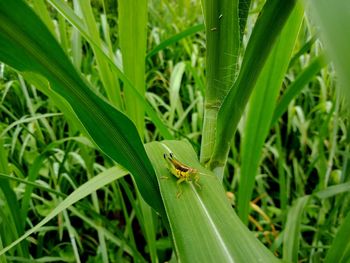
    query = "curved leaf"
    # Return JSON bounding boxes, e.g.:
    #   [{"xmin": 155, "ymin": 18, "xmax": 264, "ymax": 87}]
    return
[{"xmin": 146, "ymin": 140, "xmax": 280, "ymax": 263}]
